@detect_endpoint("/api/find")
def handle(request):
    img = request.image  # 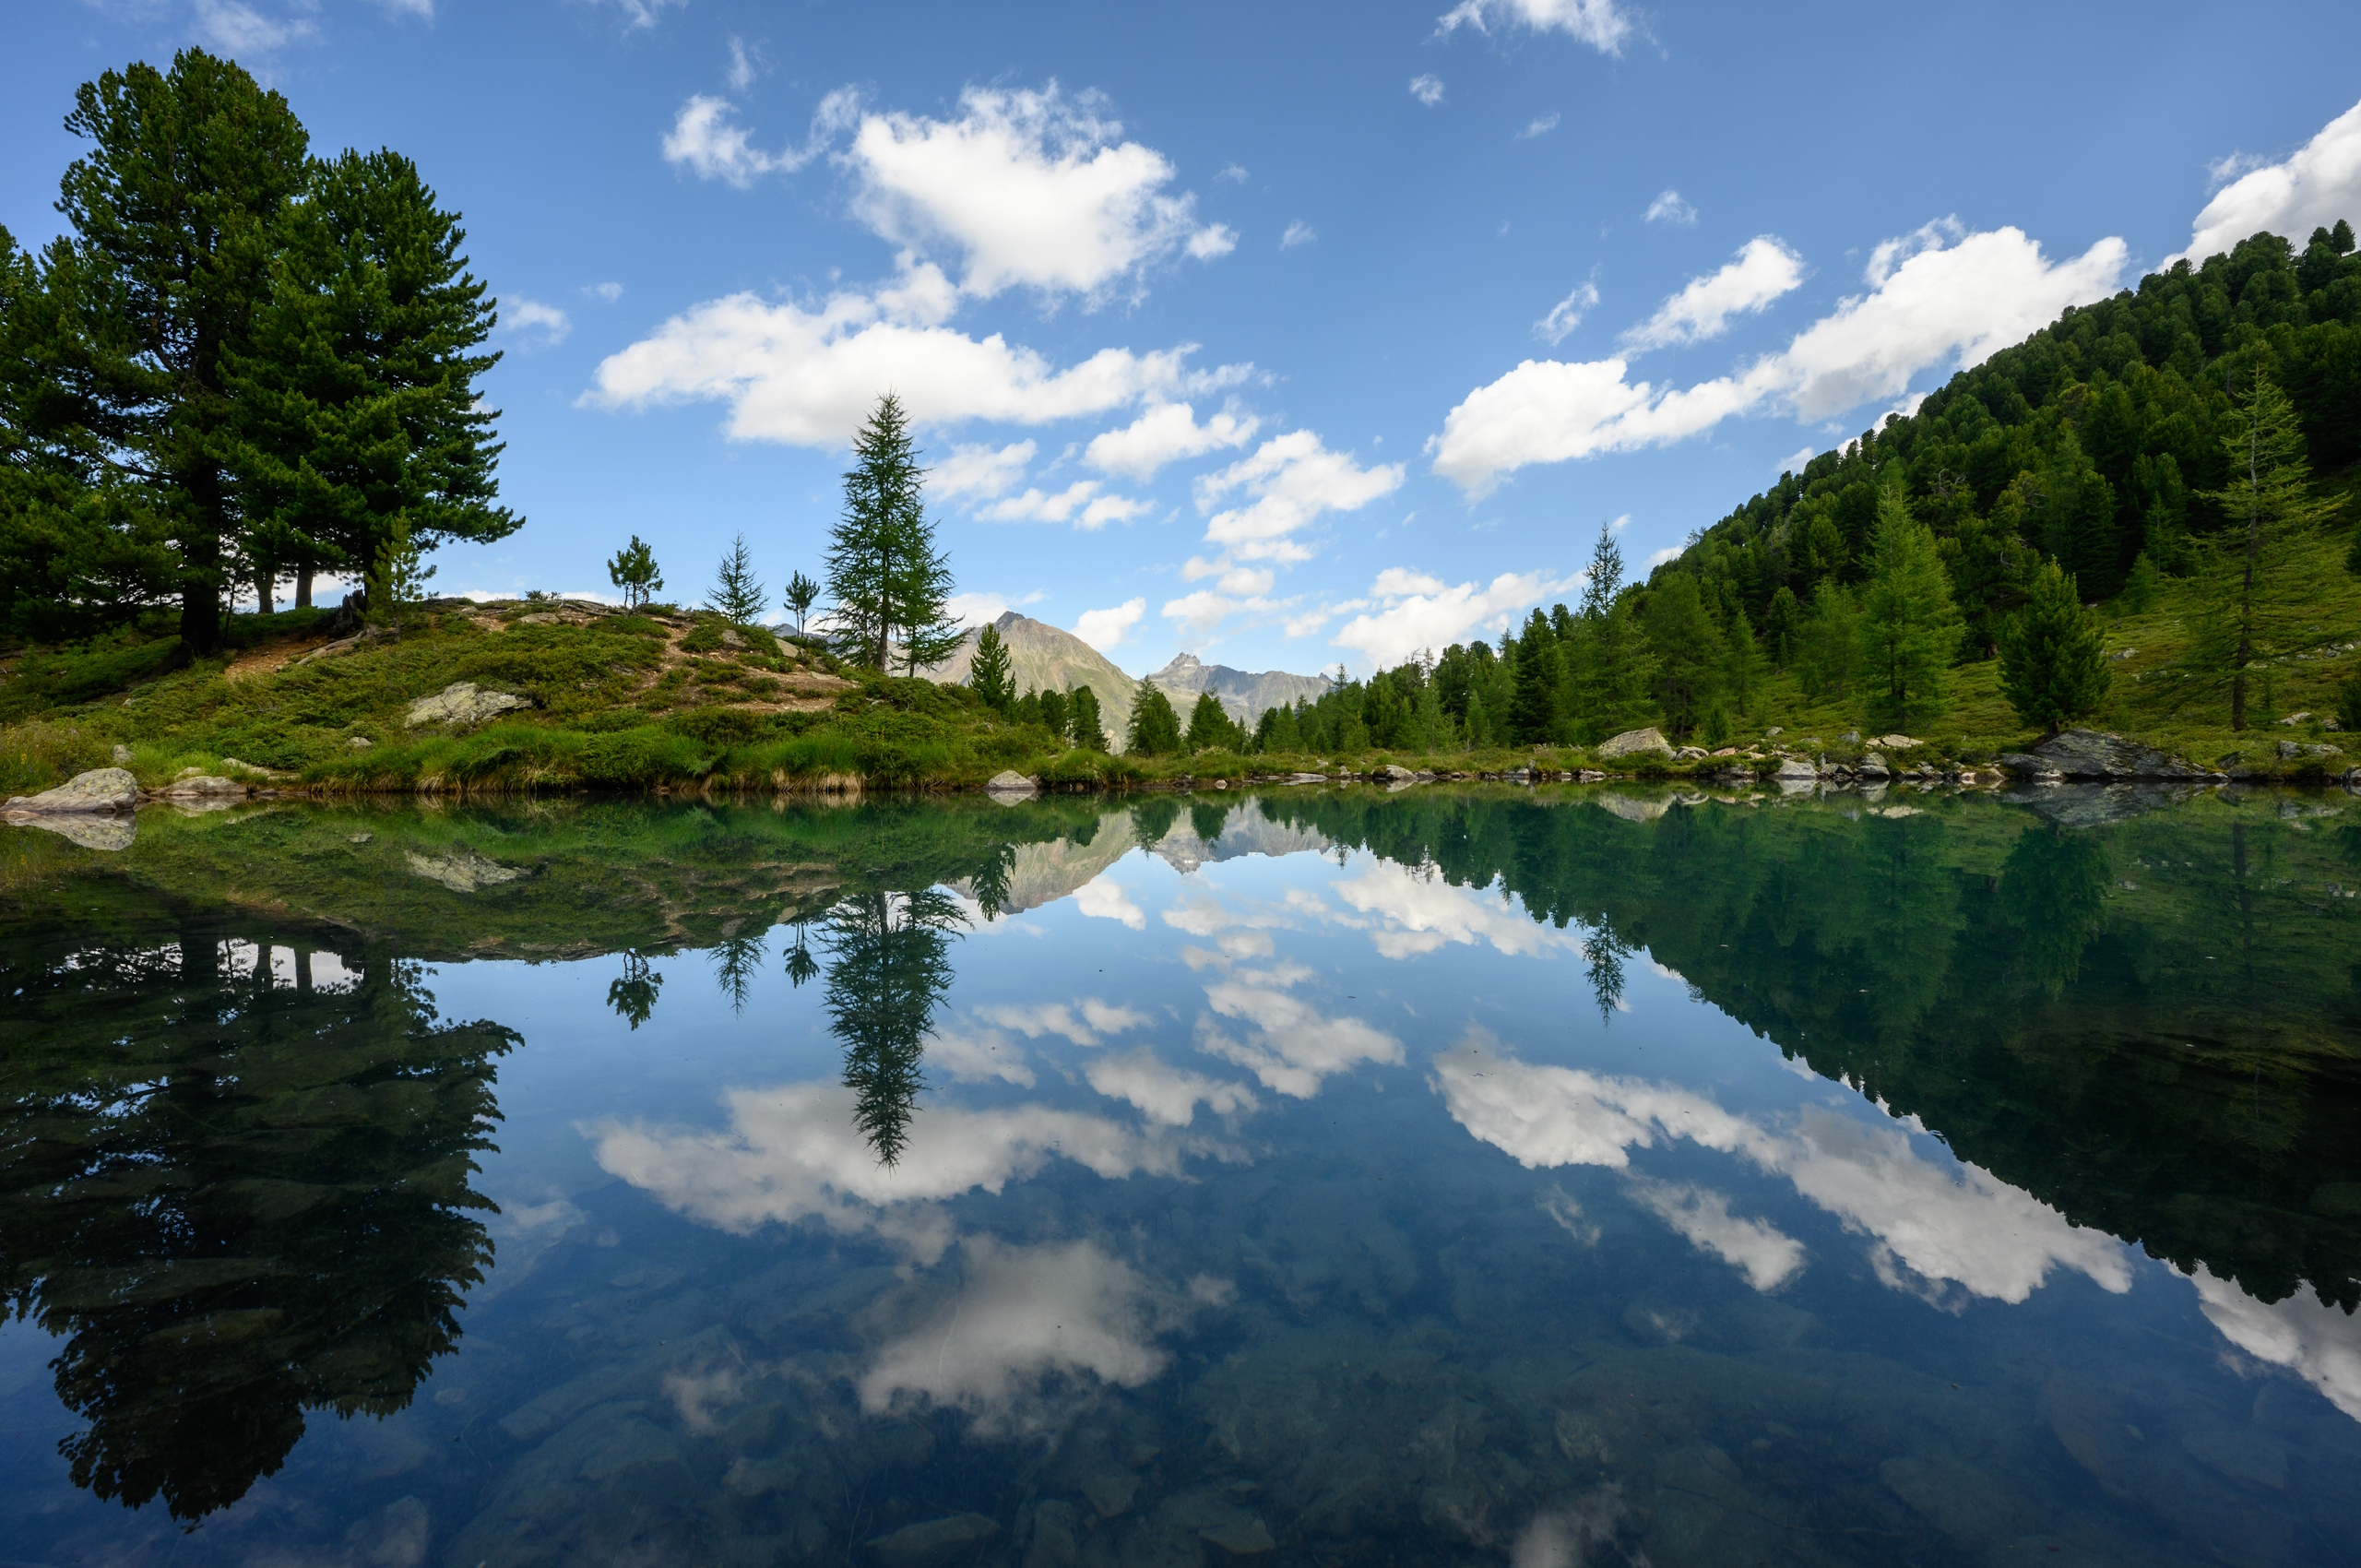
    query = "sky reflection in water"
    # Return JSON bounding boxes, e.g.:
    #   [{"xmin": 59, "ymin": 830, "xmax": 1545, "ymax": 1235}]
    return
[{"xmin": 2, "ymin": 786, "xmax": 2358, "ymax": 1566}]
